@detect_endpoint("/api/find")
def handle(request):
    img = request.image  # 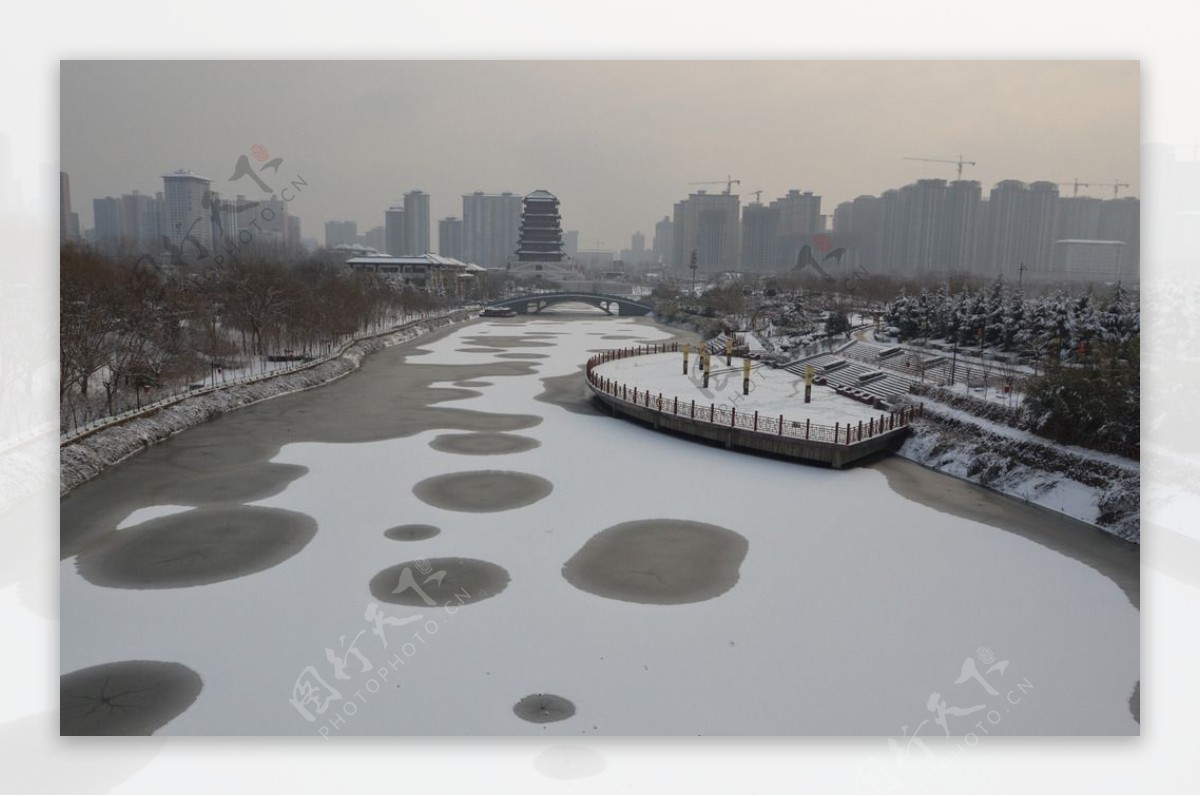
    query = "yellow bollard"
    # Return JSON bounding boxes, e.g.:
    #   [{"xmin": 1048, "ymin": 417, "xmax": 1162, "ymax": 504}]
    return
[{"xmin": 804, "ymin": 365, "xmax": 813, "ymax": 403}]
